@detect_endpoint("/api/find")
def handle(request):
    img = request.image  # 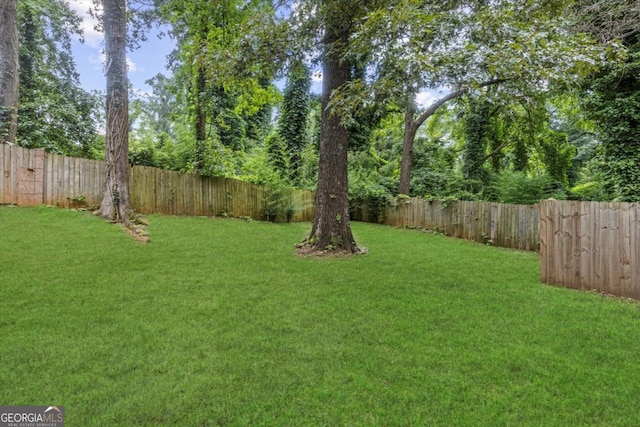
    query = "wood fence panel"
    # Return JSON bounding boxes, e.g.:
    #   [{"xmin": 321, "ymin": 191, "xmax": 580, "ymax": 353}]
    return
[
  {"xmin": 599, "ymin": 203, "xmax": 612, "ymax": 293},
  {"xmin": 631, "ymin": 204, "xmax": 640, "ymax": 300},
  {"xmin": 61, "ymin": 155, "xmax": 69, "ymax": 206},
  {"xmin": 1, "ymin": 144, "xmax": 16, "ymax": 204},
  {"xmin": 43, "ymin": 152, "xmax": 104, "ymax": 208},
  {"xmin": 540, "ymin": 199, "xmax": 640, "ymax": 300},
  {"xmin": 620, "ymin": 202, "xmax": 632, "ymax": 295},
  {"xmin": 0, "ymin": 145, "xmax": 6, "ymax": 203},
  {"xmin": 11, "ymin": 146, "xmax": 22, "ymax": 204},
  {"xmin": 0, "ymin": 145, "xmax": 7, "ymax": 203},
  {"xmin": 608, "ymin": 202, "xmax": 621, "ymax": 295},
  {"xmin": 578, "ymin": 202, "xmax": 590, "ymax": 291},
  {"xmin": 590, "ymin": 201, "xmax": 602, "ymax": 291},
  {"xmin": 539, "ymin": 200, "xmax": 549, "ymax": 283}
]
